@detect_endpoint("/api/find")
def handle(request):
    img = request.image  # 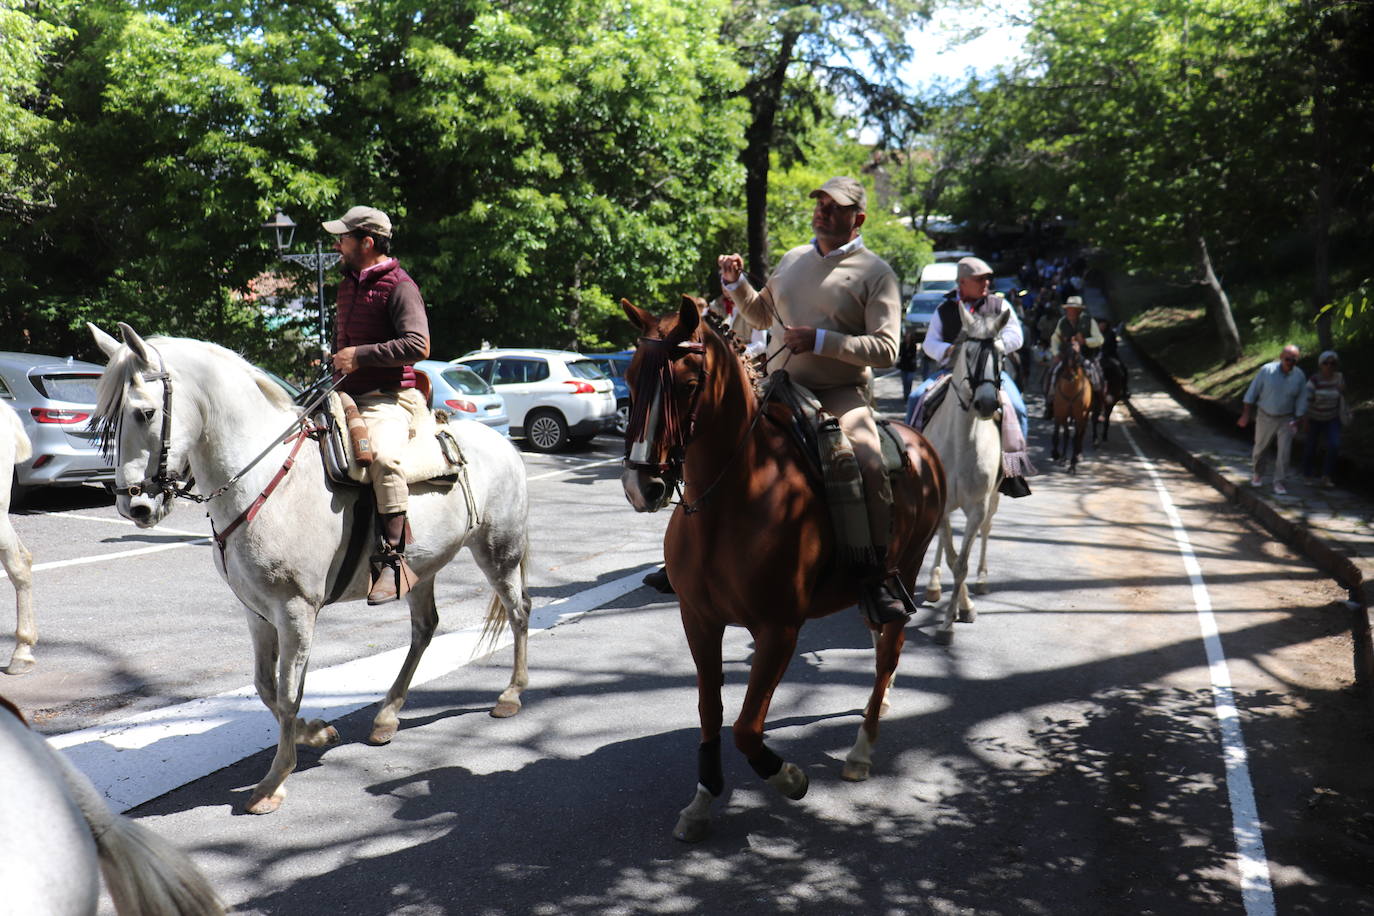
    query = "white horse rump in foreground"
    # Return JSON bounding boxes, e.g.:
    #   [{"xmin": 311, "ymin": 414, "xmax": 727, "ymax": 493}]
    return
[
  {"xmin": 0, "ymin": 700, "xmax": 224, "ymax": 915},
  {"xmin": 921, "ymin": 307, "xmax": 1008, "ymax": 645},
  {"xmin": 2, "ymin": 403, "xmax": 36, "ymax": 674},
  {"xmin": 90, "ymin": 323, "xmax": 532, "ymax": 814}
]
